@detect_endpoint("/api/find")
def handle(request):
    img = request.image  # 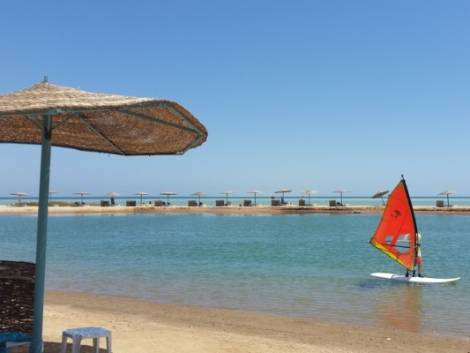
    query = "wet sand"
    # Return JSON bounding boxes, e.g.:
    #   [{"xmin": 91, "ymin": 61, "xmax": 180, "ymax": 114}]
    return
[
  {"xmin": 1, "ymin": 204, "xmax": 470, "ymax": 216},
  {"xmin": 18, "ymin": 290, "xmax": 467, "ymax": 353}
]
